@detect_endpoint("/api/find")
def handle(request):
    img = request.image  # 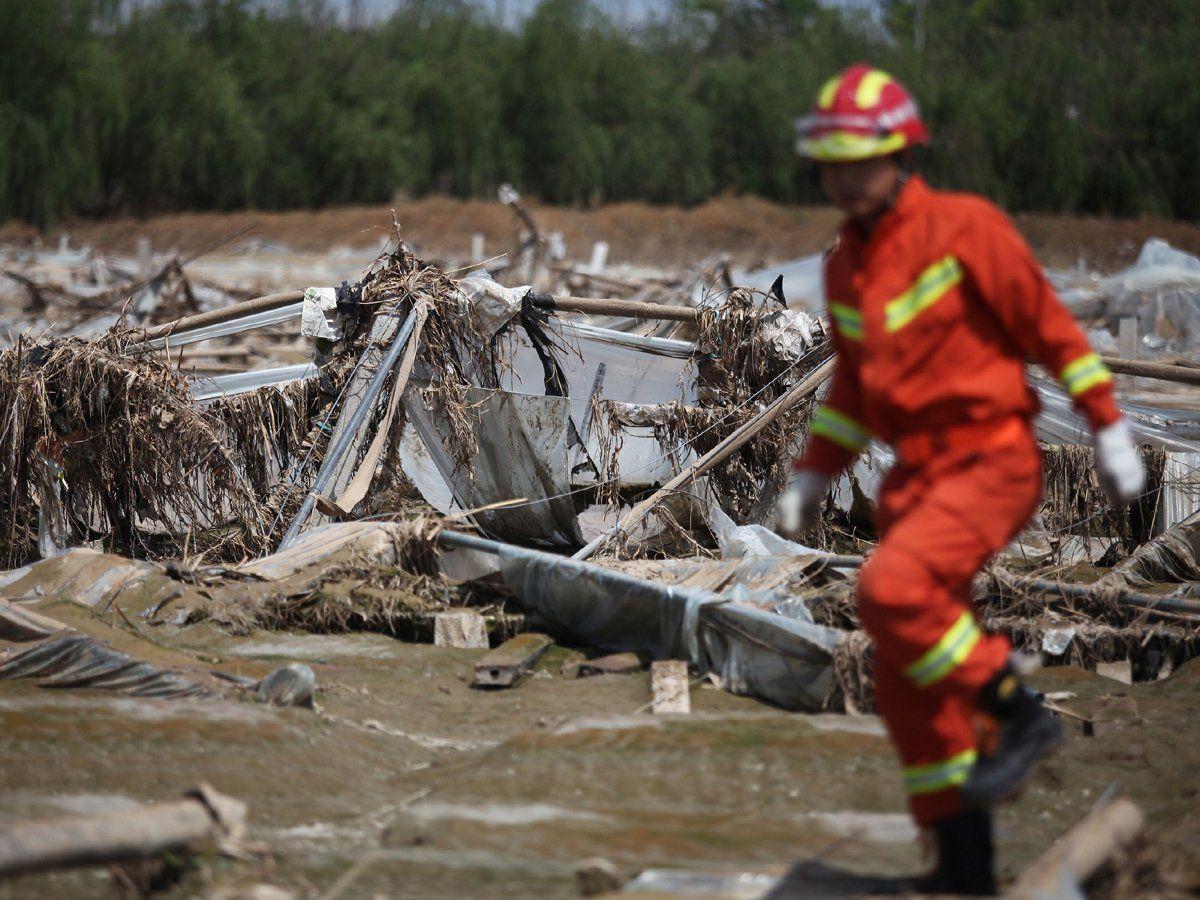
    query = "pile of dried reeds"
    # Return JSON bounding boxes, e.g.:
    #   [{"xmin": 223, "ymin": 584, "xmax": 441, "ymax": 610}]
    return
[
  {"xmin": 1040, "ymin": 442, "xmax": 1166, "ymax": 551},
  {"xmin": 0, "ymin": 334, "xmax": 296, "ymax": 566}
]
